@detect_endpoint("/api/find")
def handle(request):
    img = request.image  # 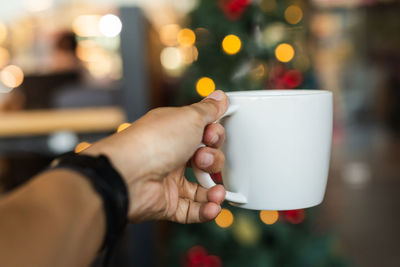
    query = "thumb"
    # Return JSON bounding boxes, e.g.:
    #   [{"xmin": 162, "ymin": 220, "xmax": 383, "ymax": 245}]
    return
[{"xmin": 190, "ymin": 90, "xmax": 229, "ymax": 125}]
